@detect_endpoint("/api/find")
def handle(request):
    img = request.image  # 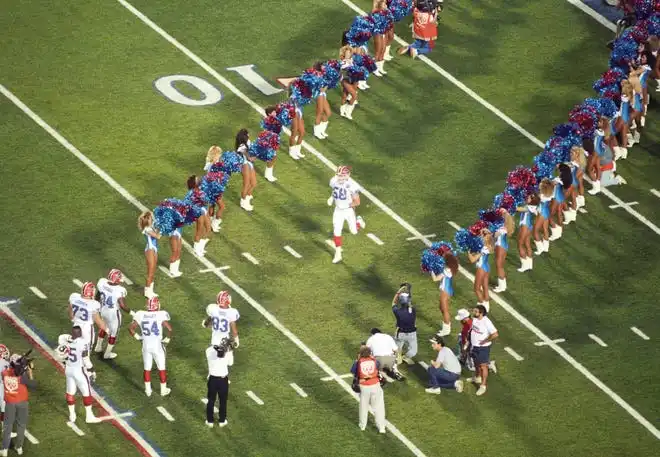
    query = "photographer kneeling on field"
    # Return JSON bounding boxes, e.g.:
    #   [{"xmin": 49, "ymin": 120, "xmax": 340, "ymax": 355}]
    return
[
  {"xmin": 398, "ymin": 0, "xmax": 441, "ymax": 58},
  {"xmin": 1, "ymin": 351, "xmax": 36, "ymax": 456}
]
